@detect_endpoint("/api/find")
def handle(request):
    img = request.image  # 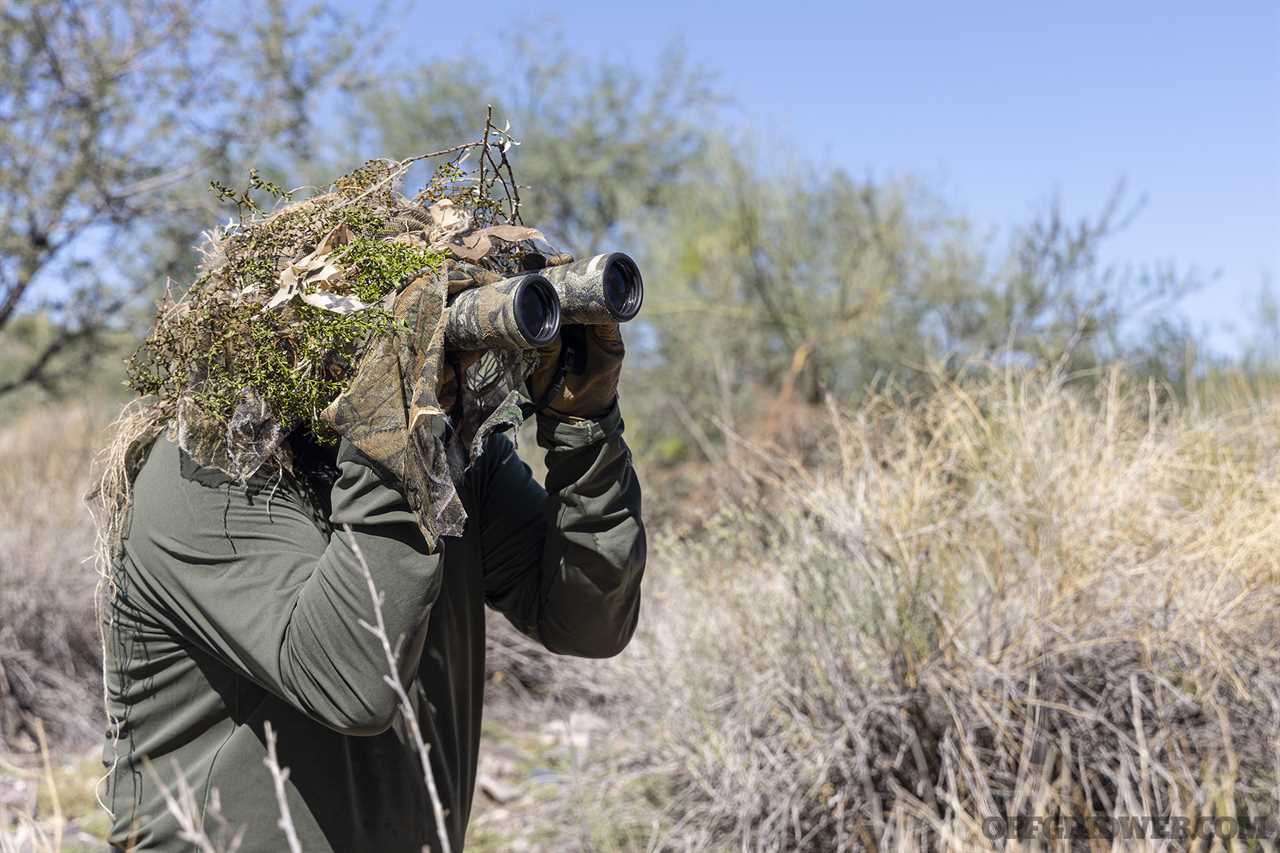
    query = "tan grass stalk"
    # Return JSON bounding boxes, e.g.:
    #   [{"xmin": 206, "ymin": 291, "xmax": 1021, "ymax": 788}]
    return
[
  {"xmin": 262, "ymin": 722, "xmax": 304, "ymax": 853},
  {"xmin": 346, "ymin": 525, "xmax": 453, "ymax": 853}
]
